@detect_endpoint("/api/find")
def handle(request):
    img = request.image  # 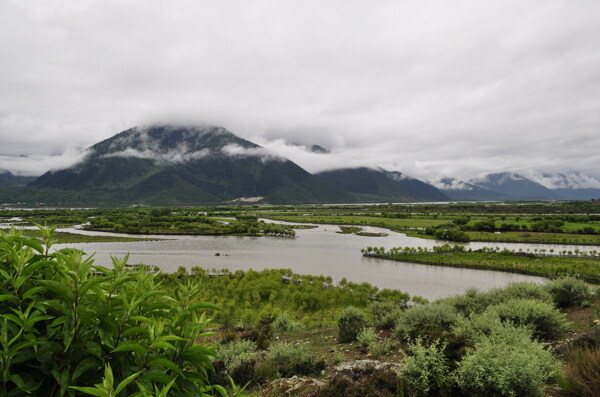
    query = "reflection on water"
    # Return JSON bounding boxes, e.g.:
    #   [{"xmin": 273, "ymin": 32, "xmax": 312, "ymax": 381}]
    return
[{"xmin": 48, "ymin": 223, "xmax": 588, "ymax": 300}]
